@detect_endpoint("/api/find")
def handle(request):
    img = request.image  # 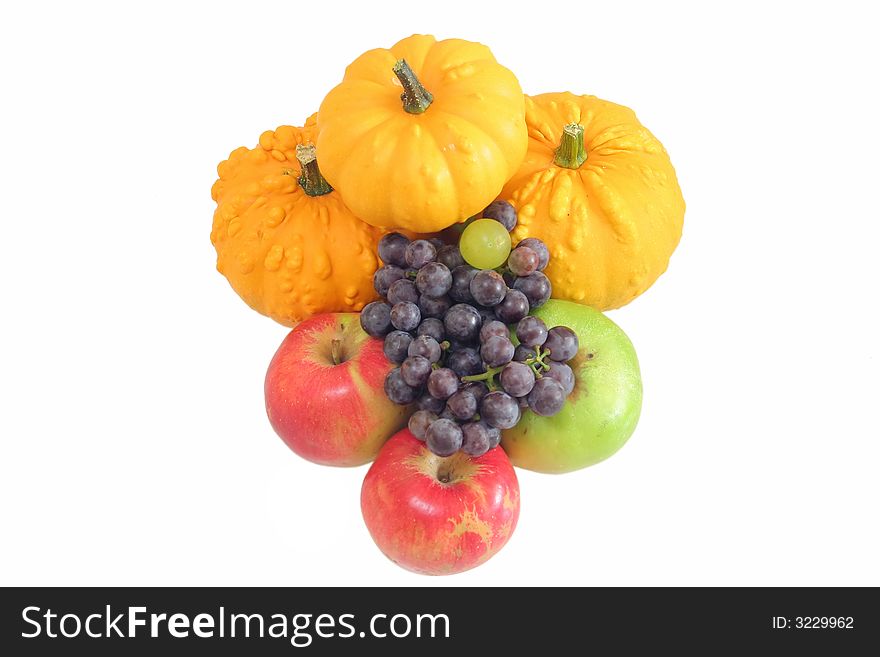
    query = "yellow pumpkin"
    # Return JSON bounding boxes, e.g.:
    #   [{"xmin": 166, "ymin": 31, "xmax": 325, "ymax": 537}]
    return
[
  {"xmin": 501, "ymin": 92, "xmax": 685, "ymax": 310},
  {"xmin": 210, "ymin": 115, "xmax": 386, "ymax": 326},
  {"xmin": 317, "ymin": 34, "xmax": 528, "ymax": 233}
]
